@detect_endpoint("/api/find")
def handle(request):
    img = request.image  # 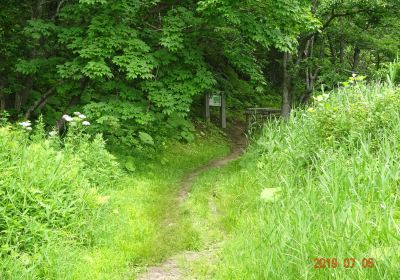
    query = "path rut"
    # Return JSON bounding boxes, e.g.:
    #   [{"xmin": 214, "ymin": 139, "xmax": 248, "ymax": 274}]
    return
[{"xmin": 137, "ymin": 125, "xmax": 246, "ymax": 280}]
